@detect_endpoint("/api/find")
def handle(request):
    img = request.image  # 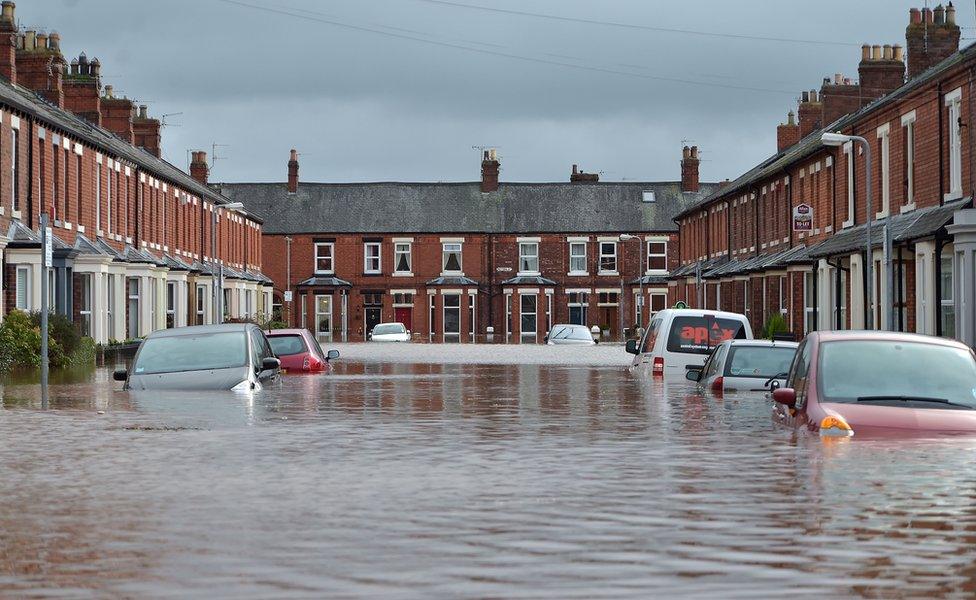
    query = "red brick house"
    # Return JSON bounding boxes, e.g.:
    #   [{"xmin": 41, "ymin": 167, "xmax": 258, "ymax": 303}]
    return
[
  {"xmin": 674, "ymin": 4, "xmax": 976, "ymax": 347},
  {"xmin": 218, "ymin": 149, "xmax": 718, "ymax": 343}
]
